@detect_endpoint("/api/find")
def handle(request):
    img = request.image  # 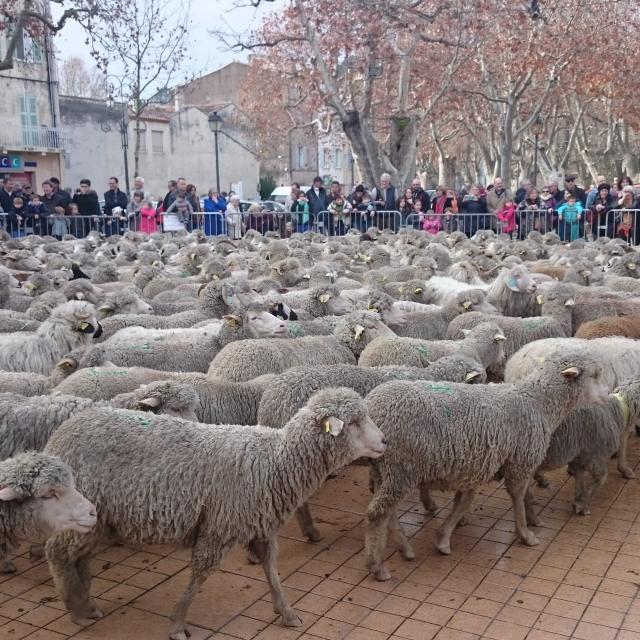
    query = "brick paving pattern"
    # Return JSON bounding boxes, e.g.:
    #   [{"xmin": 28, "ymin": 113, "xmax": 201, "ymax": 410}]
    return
[{"xmin": 1, "ymin": 437, "xmax": 639, "ymax": 640}]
